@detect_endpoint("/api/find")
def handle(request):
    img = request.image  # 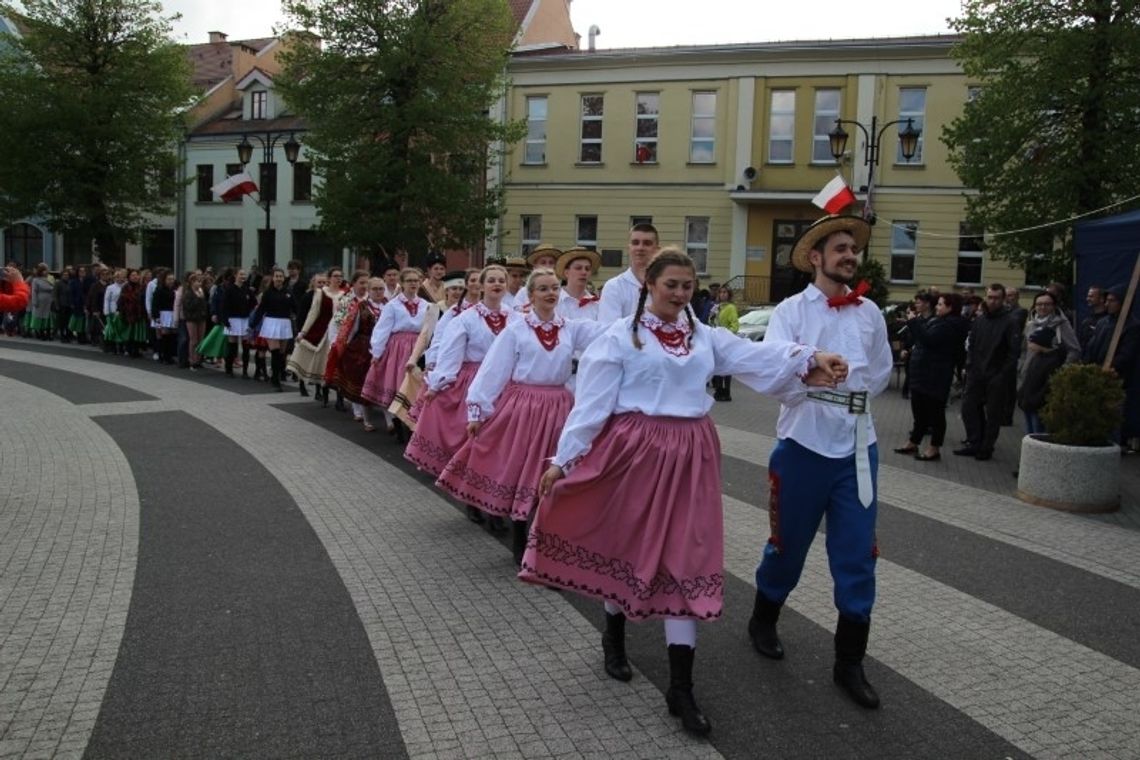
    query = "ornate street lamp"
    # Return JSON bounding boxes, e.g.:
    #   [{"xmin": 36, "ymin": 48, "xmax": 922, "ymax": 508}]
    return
[
  {"xmin": 235, "ymin": 132, "xmax": 301, "ymax": 265},
  {"xmin": 828, "ymin": 116, "xmax": 922, "ymax": 166}
]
